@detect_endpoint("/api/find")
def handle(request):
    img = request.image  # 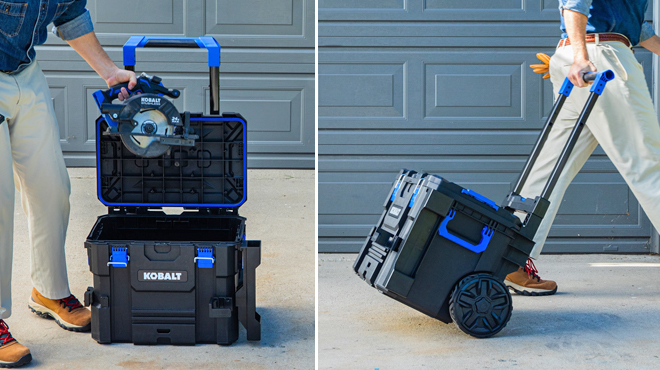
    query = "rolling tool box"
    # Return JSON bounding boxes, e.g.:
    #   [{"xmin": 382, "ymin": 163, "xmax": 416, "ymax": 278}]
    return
[
  {"xmin": 84, "ymin": 36, "xmax": 260, "ymax": 345},
  {"xmin": 354, "ymin": 70, "xmax": 615, "ymax": 338}
]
